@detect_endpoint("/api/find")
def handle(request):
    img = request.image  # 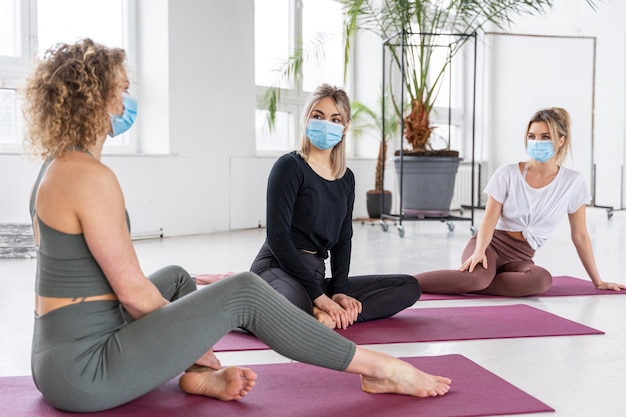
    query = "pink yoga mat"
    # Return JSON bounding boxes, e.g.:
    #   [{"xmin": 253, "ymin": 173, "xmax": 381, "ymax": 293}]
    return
[
  {"xmin": 421, "ymin": 275, "xmax": 626, "ymax": 300},
  {"xmin": 213, "ymin": 303, "xmax": 603, "ymax": 352},
  {"xmin": 0, "ymin": 354, "xmax": 553, "ymax": 417}
]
